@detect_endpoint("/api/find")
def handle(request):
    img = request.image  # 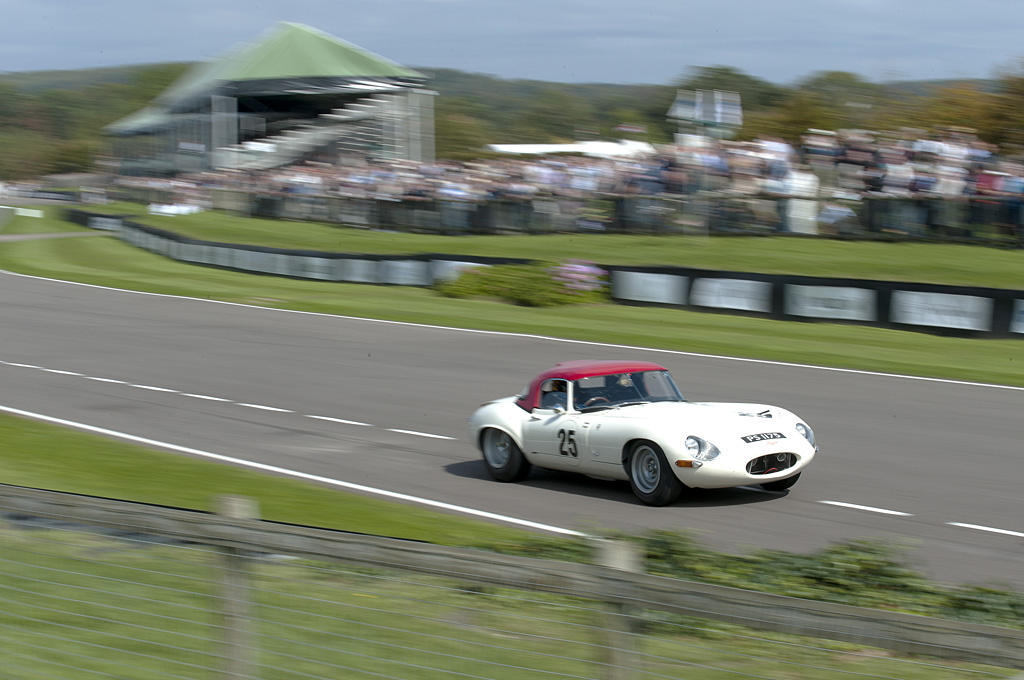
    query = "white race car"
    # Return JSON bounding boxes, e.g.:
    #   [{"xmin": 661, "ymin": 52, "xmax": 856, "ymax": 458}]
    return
[{"xmin": 469, "ymin": 360, "xmax": 817, "ymax": 506}]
